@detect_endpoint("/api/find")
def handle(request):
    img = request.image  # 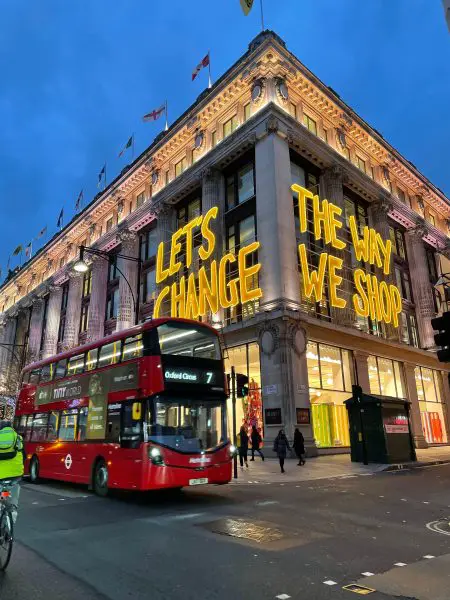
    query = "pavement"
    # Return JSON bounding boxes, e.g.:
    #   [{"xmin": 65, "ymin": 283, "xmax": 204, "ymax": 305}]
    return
[{"xmin": 3, "ymin": 455, "xmax": 450, "ymax": 599}]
